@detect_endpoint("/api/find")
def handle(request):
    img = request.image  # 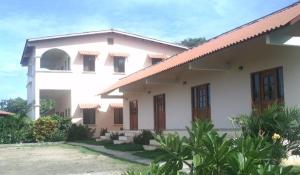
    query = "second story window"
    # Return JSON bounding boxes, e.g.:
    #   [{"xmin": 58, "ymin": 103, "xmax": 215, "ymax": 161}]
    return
[
  {"xmin": 83, "ymin": 55, "xmax": 95, "ymax": 72},
  {"xmin": 114, "ymin": 57, "xmax": 125, "ymax": 73},
  {"xmin": 152, "ymin": 58, "xmax": 162, "ymax": 65}
]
